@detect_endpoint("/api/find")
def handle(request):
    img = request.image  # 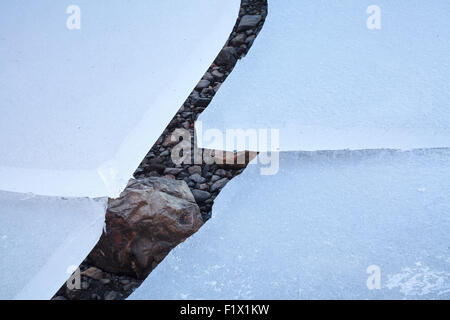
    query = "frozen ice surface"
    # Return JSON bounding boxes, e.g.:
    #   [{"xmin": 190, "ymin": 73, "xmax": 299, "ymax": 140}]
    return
[
  {"xmin": 197, "ymin": 0, "xmax": 450, "ymax": 152},
  {"xmin": 0, "ymin": 0, "xmax": 240, "ymax": 197},
  {"xmin": 130, "ymin": 150, "xmax": 450, "ymax": 299},
  {"xmin": 0, "ymin": 192, "xmax": 106, "ymax": 300}
]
